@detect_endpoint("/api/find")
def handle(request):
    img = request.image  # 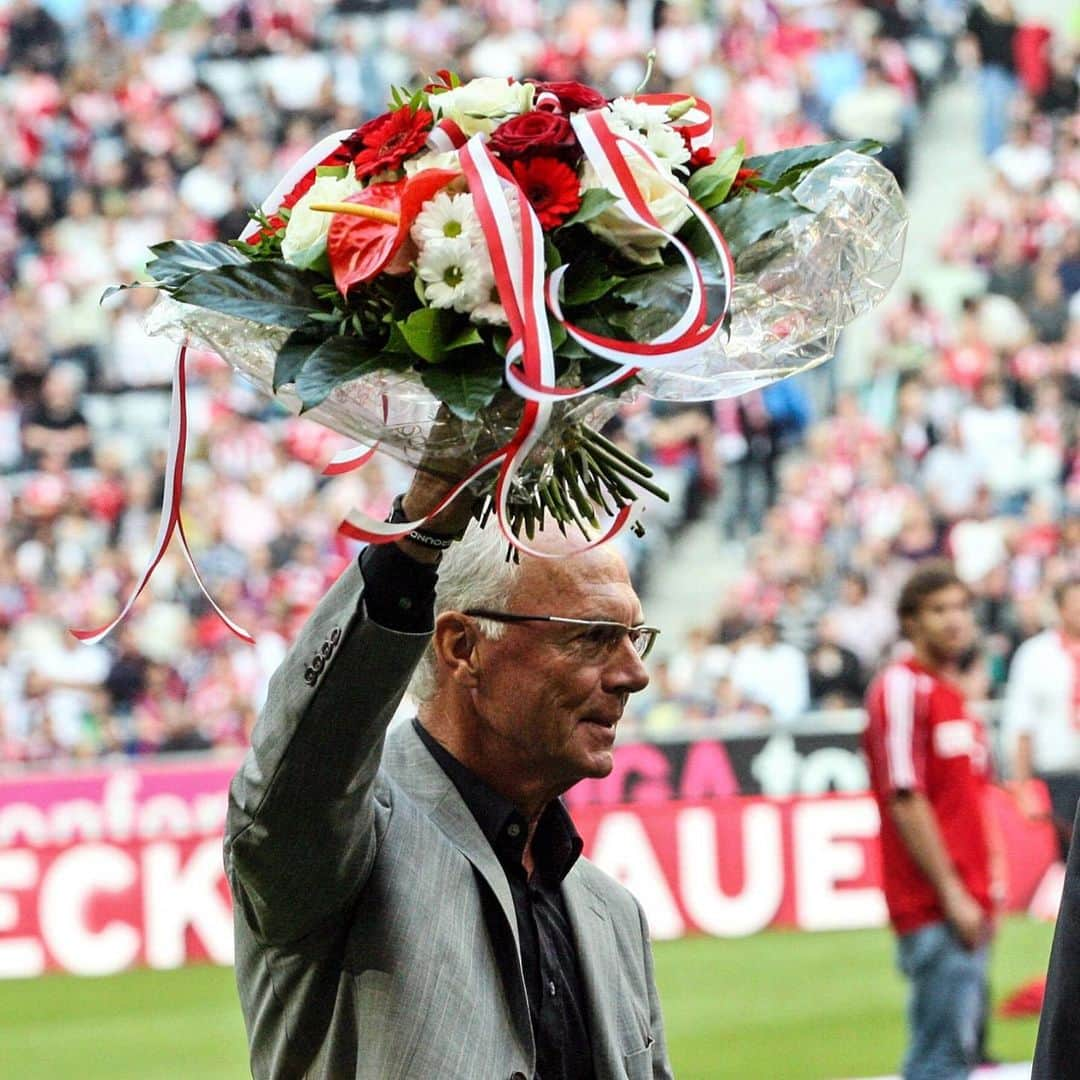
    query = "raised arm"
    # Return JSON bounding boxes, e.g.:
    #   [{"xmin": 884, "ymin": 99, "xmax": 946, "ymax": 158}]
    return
[{"xmin": 225, "ymin": 460, "xmax": 476, "ymax": 944}]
